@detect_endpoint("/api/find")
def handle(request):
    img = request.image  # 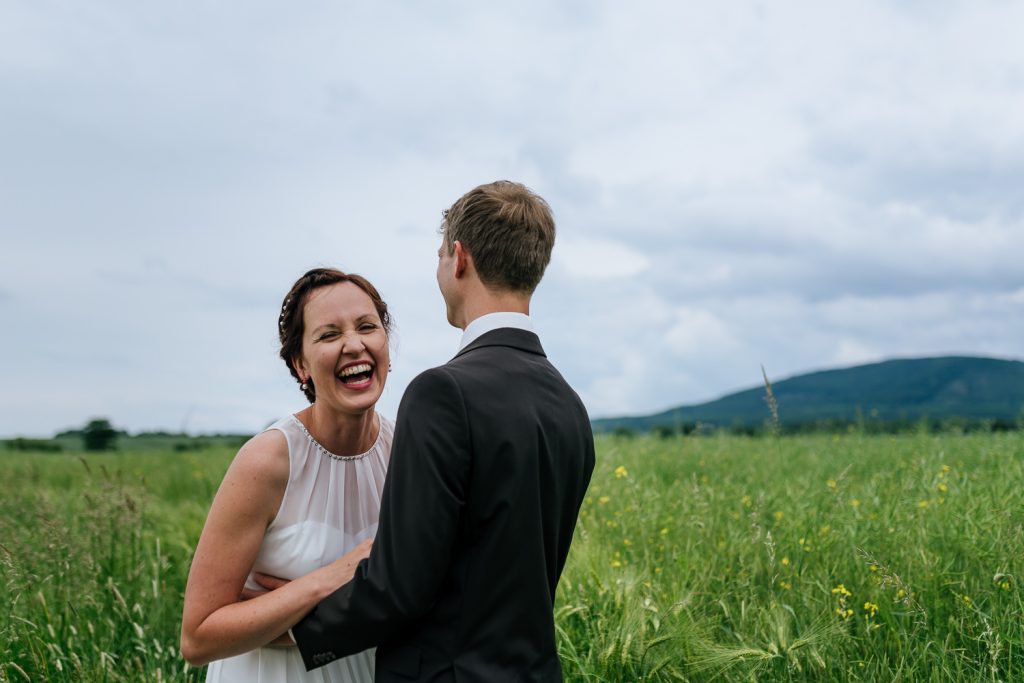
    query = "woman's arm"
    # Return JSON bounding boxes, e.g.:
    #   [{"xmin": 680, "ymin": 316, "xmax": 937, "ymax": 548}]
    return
[{"xmin": 179, "ymin": 431, "xmax": 370, "ymax": 666}]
